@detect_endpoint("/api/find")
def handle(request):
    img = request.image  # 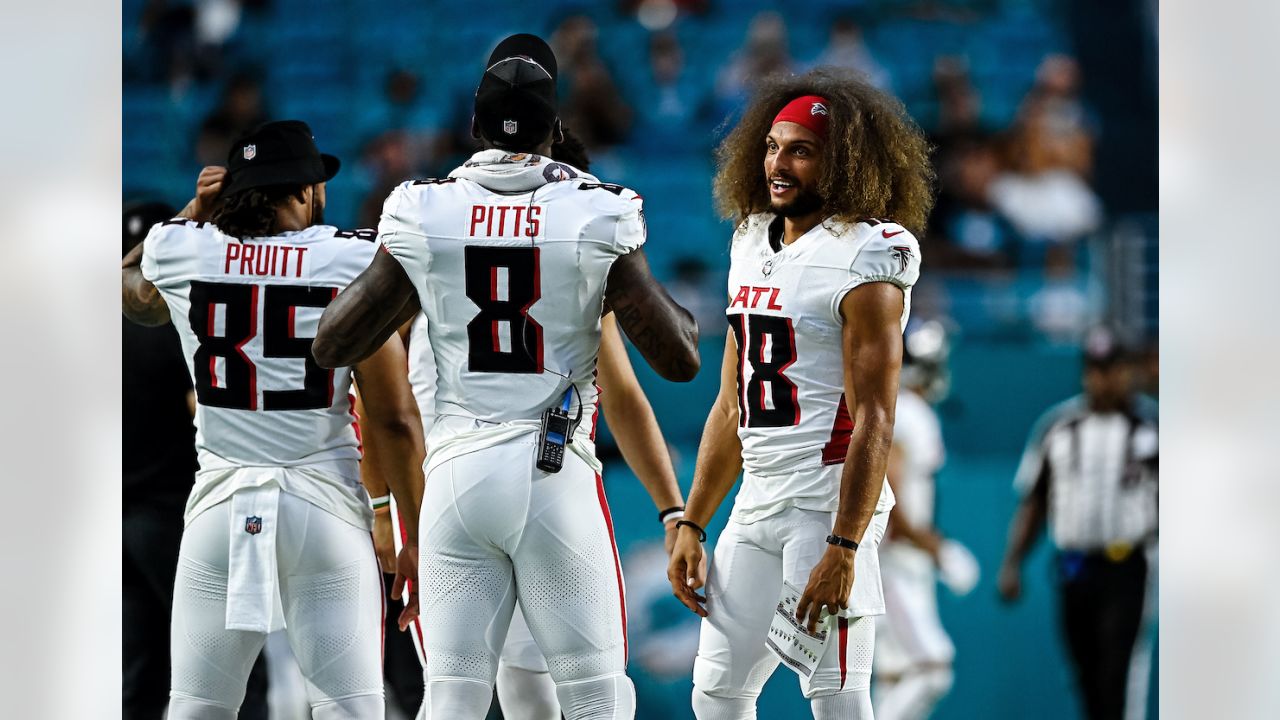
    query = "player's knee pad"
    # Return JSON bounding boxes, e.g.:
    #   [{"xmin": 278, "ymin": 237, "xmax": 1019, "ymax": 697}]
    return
[
  {"xmin": 553, "ymin": 672, "xmax": 636, "ymax": 720},
  {"xmin": 426, "ymin": 677, "xmax": 495, "ymax": 719},
  {"xmin": 810, "ymin": 688, "xmax": 874, "ymax": 720},
  {"xmin": 166, "ymin": 693, "xmax": 238, "ymax": 720},
  {"xmin": 497, "ymin": 663, "xmax": 561, "ymax": 720},
  {"xmin": 691, "ymin": 687, "xmax": 756, "ymax": 720},
  {"xmin": 309, "ymin": 692, "xmax": 384, "ymax": 720}
]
